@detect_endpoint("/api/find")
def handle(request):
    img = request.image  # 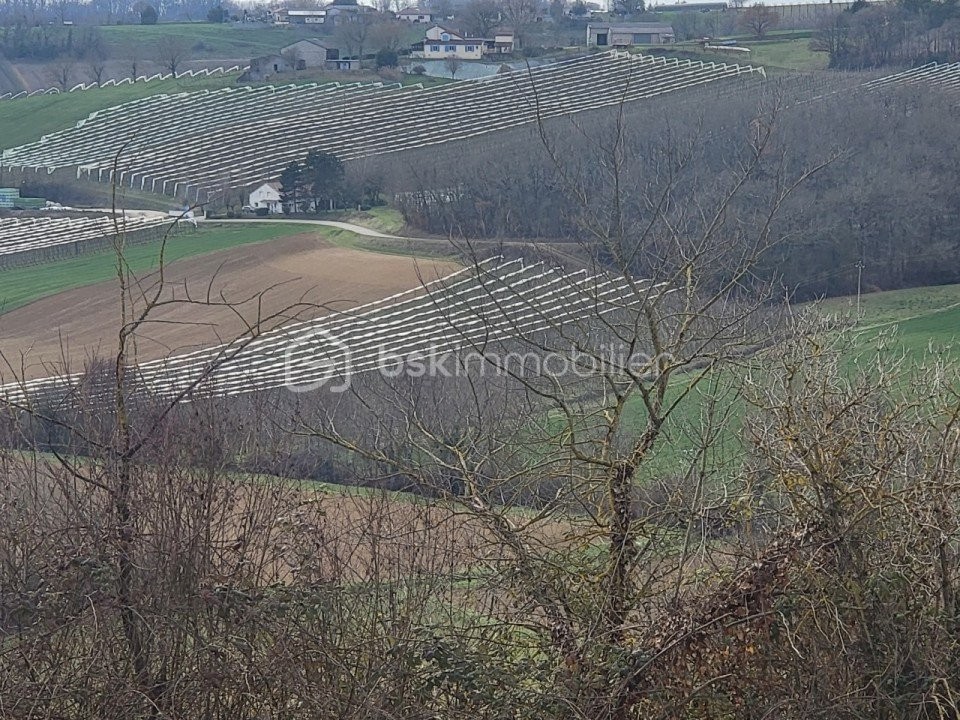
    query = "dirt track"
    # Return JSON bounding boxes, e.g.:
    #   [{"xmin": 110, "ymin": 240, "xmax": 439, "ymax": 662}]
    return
[{"xmin": 0, "ymin": 232, "xmax": 457, "ymax": 381}]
